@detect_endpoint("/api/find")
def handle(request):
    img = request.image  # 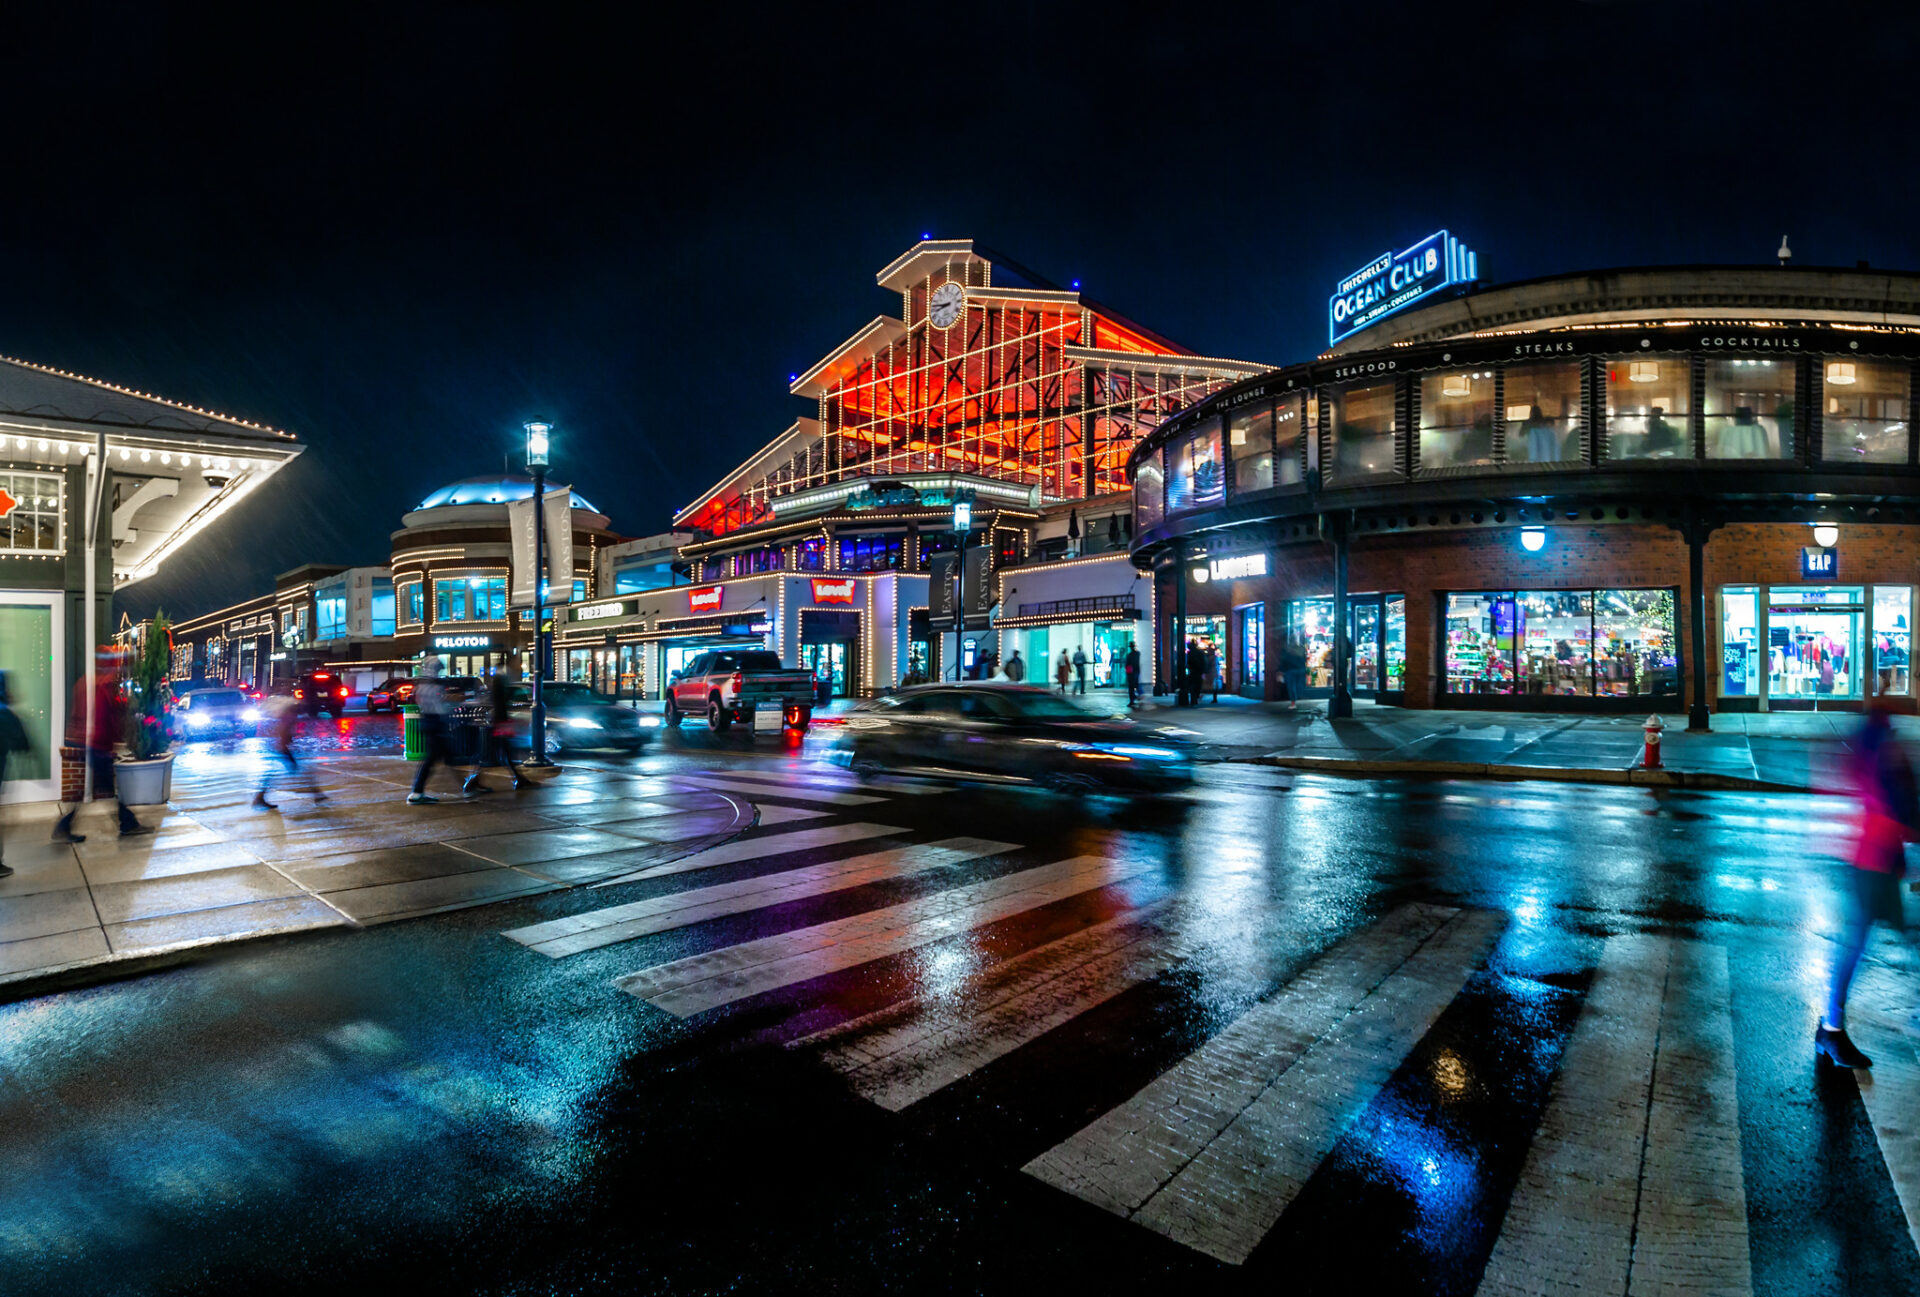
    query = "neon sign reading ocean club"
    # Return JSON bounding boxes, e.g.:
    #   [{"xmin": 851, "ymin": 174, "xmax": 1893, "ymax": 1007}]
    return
[{"xmin": 1328, "ymin": 230, "xmax": 1477, "ymax": 346}]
